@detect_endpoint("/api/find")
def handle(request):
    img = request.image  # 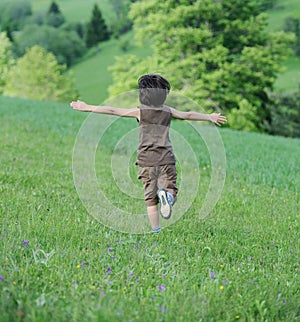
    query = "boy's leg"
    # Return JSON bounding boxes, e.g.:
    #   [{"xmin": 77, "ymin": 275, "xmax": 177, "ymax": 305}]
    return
[
  {"xmin": 157, "ymin": 164, "xmax": 178, "ymax": 203},
  {"xmin": 157, "ymin": 164, "xmax": 178, "ymax": 219},
  {"xmin": 147, "ymin": 205, "xmax": 160, "ymax": 232},
  {"xmin": 138, "ymin": 166, "xmax": 161, "ymax": 232}
]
